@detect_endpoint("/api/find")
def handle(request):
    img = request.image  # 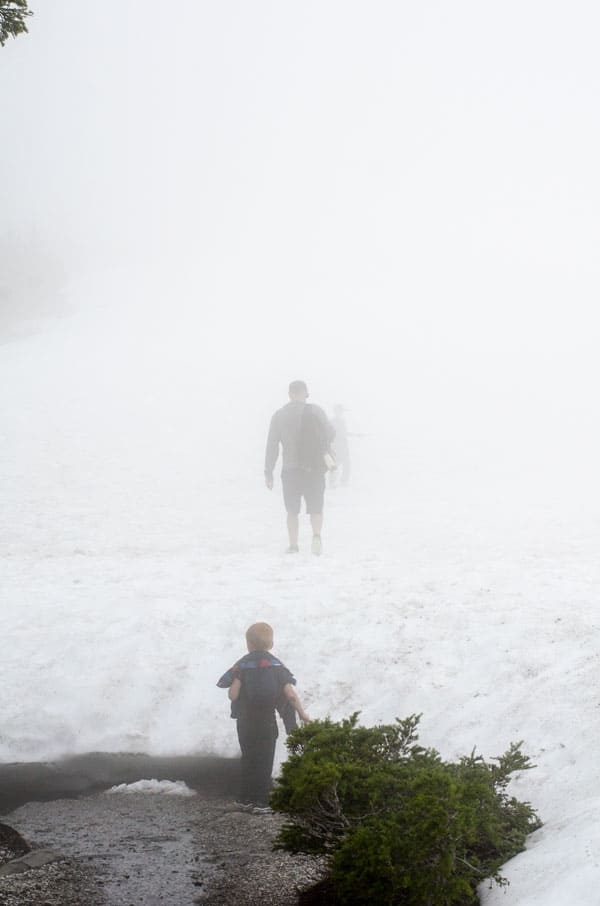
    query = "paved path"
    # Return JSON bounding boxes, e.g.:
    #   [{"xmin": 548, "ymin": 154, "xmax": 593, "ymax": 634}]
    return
[
  {"xmin": 3, "ymin": 793, "xmax": 212, "ymax": 905},
  {"xmin": 0, "ymin": 756, "xmax": 322, "ymax": 905}
]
